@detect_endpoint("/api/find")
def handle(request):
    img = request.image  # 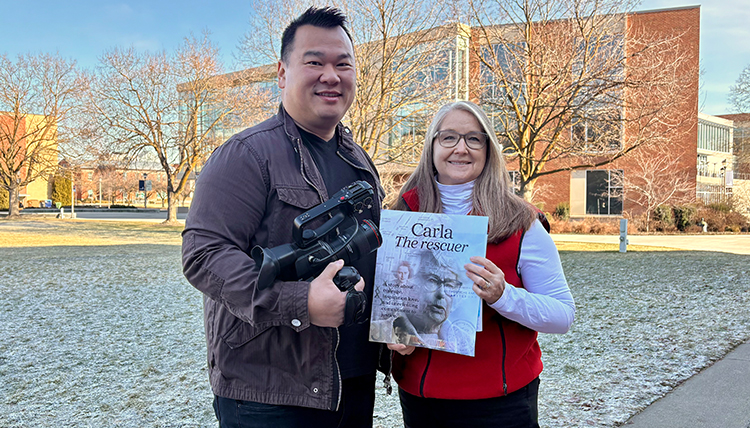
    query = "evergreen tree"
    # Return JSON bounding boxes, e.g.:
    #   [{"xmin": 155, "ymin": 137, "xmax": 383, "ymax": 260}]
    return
[
  {"xmin": 51, "ymin": 173, "xmax": 72, "ymax": 206},
  {"xmin": 0, "ymin": 188, "xmax": 8, "ymax": 210}
]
